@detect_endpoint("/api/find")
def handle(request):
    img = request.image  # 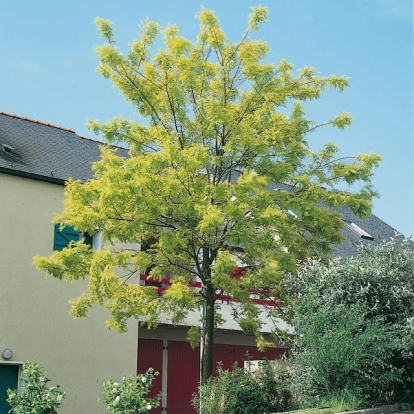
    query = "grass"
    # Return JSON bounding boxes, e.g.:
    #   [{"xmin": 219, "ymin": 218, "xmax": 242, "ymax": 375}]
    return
[
  {"xmin": 321, "ymin": 391, "xmax": 364, "ymax": 413},
  {"xmin": 280, "ymin": 390, "xmax": 364, "ymax": 414}
]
